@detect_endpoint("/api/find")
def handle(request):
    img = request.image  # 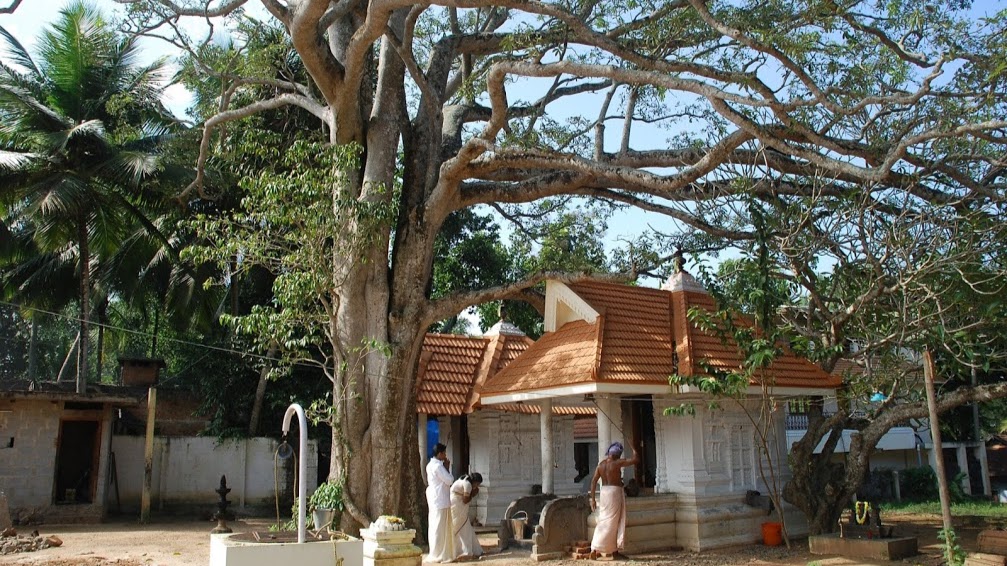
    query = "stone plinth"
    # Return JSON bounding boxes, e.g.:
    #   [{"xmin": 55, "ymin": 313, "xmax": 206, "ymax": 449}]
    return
[
  {"xmin": 361, "ymin": 527, "xmax": 421, "ymax": 566},
  {"xmin": 809, "ymin": 534, "xmax": 918, "ymax": 561},
  {"xmin": 209, "ymin": 533, "xmax": 363, "ymax": 566}
]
